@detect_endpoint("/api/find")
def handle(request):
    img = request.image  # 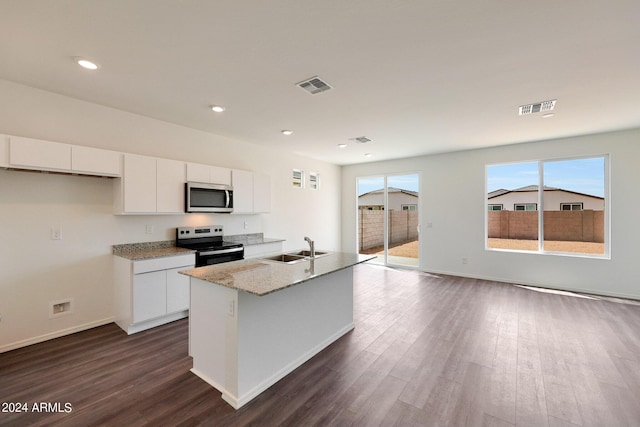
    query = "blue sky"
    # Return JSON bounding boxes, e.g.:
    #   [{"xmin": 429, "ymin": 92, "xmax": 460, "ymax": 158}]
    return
[
  {"xmin": 487, "ymin": 157, "xmax": 605, "ymax": 197},
  {"xmin": 357, "ymin": 174, "xmax": 419, "ymax": 196}
]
